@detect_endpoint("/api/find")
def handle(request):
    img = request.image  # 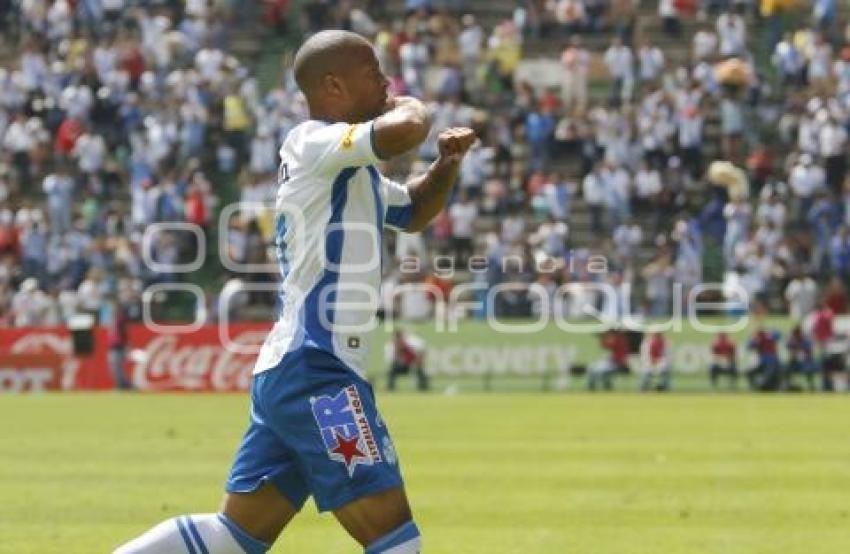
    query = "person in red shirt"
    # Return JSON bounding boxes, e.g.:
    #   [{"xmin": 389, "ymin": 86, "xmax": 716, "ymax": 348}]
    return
[
  {"xmin": 639, "ymin": 332, "xmax": 670, "ymax": 391},
  {"xmin": 746, "ymin": 326, "xmax": 783, "ymax": 391},
  {"xmin": 811, "ymin": 302, "xmax": 845, "ymax": 391},
  {"xmin": 588, "ymin": 327, "xmax": 630, "ymax": 391},
  {"xmin": 387, "ymin": 329, "xmax": 428, "ymax": 391},
  {"xmin": 106, "ymin": 298, "xmax": 133, "ymax": 391},
  {"xmin": 710, "ymin": 332, "xmax": 738, "ymax": 389},
  {"xmin": 812, "ymin": 303, "xmax": 835, "ymax": 351},
  {"xmin": 822, "ymin": 278, "xmax": 847, "ymax": 314}
]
